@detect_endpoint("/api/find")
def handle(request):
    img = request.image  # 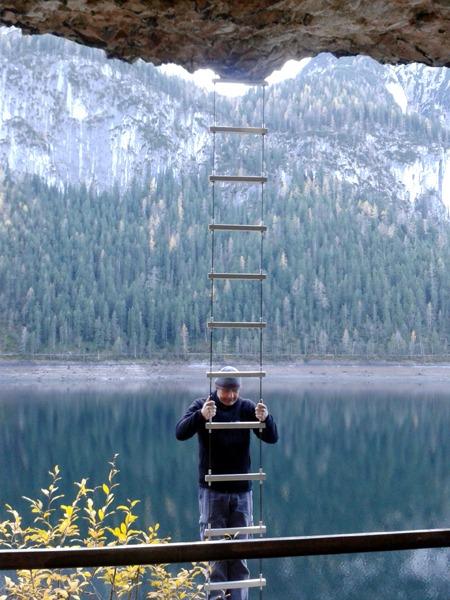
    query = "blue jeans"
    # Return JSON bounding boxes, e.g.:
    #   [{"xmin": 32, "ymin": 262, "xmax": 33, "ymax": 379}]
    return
[{"xmin": 199, "ymin": 487, "xmax": 253, "ymax": 600}]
